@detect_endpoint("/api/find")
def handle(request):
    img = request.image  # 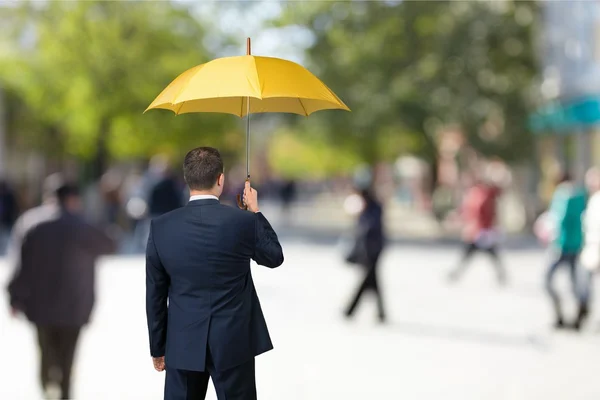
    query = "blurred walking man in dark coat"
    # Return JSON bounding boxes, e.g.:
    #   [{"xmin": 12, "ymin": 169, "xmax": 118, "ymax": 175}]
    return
[
  {"xmin": 146, "ymin": 147, "xmax": 284, "ymax": 400},
  {"xmin": 344, "ymin": 189, "xmax": 387, "ymax": 322},
  {"xmin": 7, "ymin": 180, "xmax": 115, "ymax": 399}
]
